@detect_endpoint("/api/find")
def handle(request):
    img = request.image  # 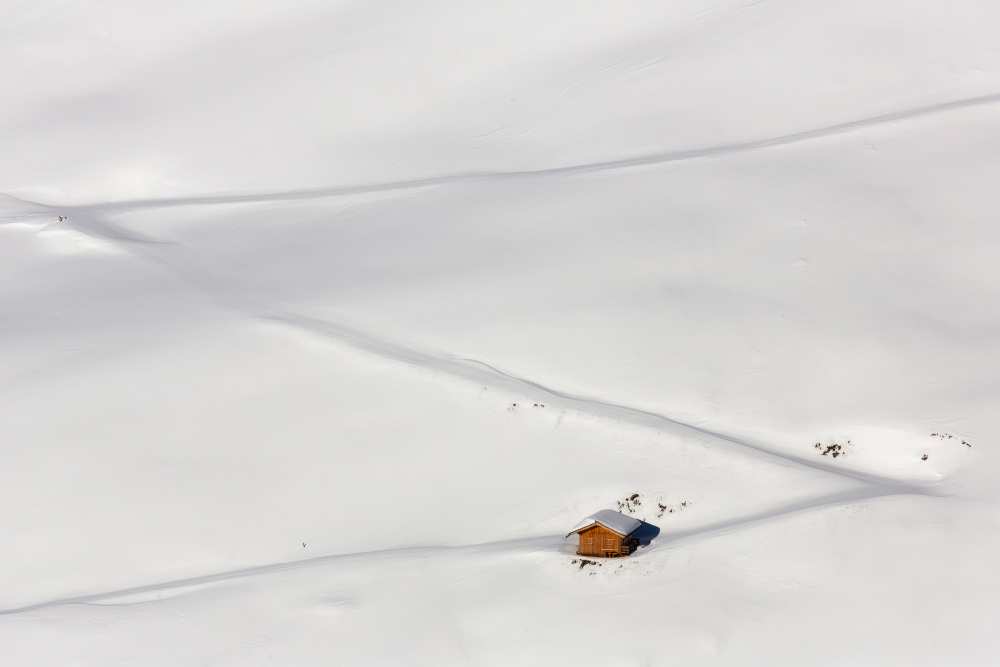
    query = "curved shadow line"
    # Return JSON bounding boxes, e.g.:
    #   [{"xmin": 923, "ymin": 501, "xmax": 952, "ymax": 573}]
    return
[
  {"xmin": 647, "ymin": 485, "xmax": 919, "ymax": 551},
  {"xmin": 25, "ymin": 90, "xmax": 997, "ymax": 213},
  {"xmin": 0, "ymin": 535, "xmax": 558, "ymax": 616},
  {"xmin": 263, "ymin": 311, "xmax": 933, "ymax": 489},
  {"xmin": 0, "ymin": 487, "xmax": 928, "ymax": 616}
]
